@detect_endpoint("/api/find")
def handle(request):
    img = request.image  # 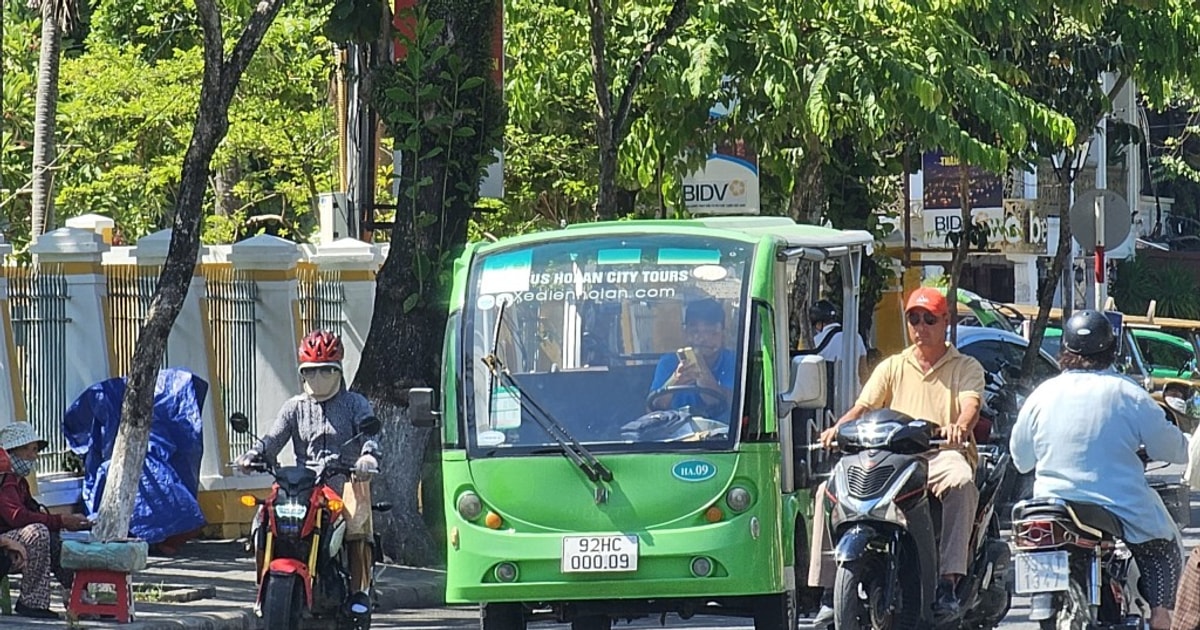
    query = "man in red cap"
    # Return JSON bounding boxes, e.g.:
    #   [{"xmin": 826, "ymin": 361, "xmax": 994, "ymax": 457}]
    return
[{"xmin": 806, "ymin": 286, "xmax": 985, "ymax": 623}]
